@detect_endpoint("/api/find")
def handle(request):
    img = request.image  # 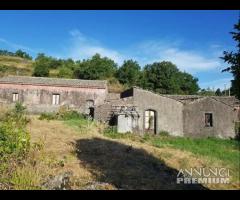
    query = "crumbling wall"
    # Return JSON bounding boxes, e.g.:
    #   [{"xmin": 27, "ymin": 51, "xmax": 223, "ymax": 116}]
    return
[
  {"xmin": 183, "ymin": 97, "xmax": 238, "ymax": 138},
  {"xmin": 132, "ymin": 88, "xmax": 184, "ymax": 136},
  {"xmin": 0, "ymin": 83, "xmax": 107, "ymax": 114}
]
